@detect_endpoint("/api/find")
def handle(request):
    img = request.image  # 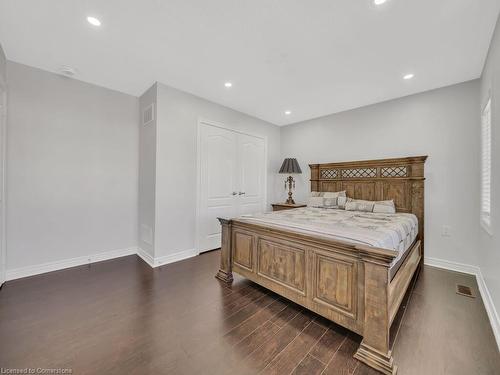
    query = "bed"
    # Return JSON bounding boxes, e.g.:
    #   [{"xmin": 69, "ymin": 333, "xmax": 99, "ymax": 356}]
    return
[{"xmin": 216, "ymin": 156, "xmax": 427, "ymax": 374}]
